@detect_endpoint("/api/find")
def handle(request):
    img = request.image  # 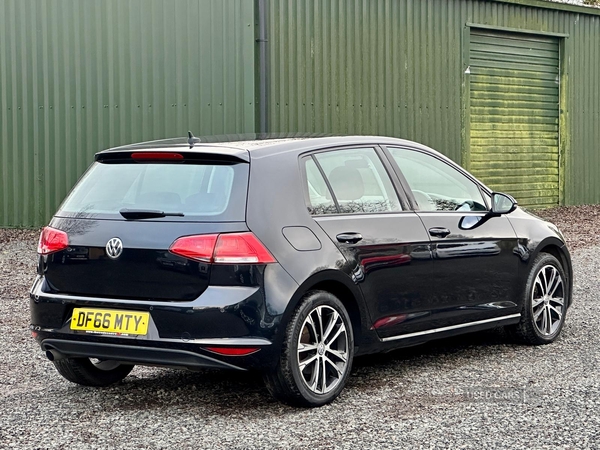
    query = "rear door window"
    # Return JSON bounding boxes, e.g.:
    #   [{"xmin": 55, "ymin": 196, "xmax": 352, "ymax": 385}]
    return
[
  {"xmin": 57, "ymin": 161, "xmax": 248, "ymax": 221},
  {"xmin": 303, "ymin": 148, "xmax": 402, "ymax": 215}
]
